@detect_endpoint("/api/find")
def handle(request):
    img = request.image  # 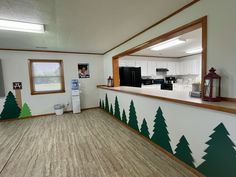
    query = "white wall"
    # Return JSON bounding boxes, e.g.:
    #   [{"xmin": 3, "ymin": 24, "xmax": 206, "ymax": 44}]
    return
[
  {"xmin": 0, "ymin": 51, "xmax": 104, "ymax": 115},
  {"xmin": 103, "ymin": 0, "xmax": 236, "ymax": 98},
  {"xmin": 99, "ymin": 88, "xmax": 236, "ymax": 167}
]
